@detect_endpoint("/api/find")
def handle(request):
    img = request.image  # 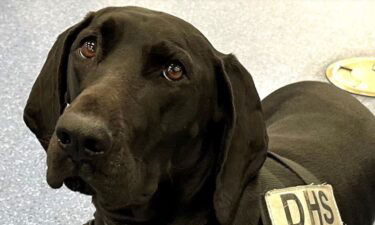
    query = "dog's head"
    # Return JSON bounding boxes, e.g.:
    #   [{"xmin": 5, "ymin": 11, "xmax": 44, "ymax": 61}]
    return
[{"xmin": 24, "ymin": 6, "xmax": 267, "ymax": 224}]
